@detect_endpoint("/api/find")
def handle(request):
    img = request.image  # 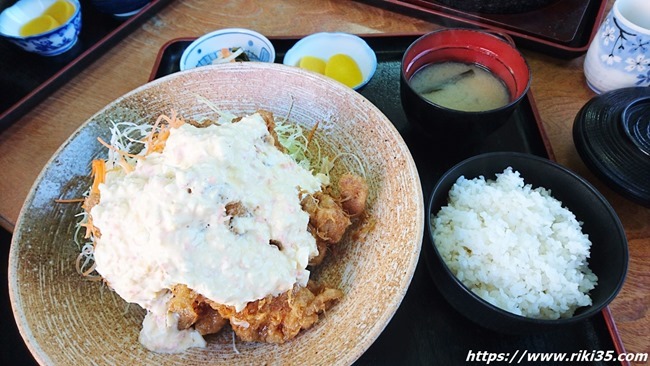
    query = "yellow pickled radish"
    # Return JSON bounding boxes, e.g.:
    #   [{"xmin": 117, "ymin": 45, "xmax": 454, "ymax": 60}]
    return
[
  {"xmin": 44, "ymin": 0, "xmax": 76, "ymax": 25},
  {"xmin": 19, "ymin": 15, "xmax": 60, "ymax": 37},
  {"xmin": 325, "ymin": 54, "xmax": 363, "ymax": 88},
  {"xmin": 298, "ymin": 56, "xmax": 326, "ymax": 74}
]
